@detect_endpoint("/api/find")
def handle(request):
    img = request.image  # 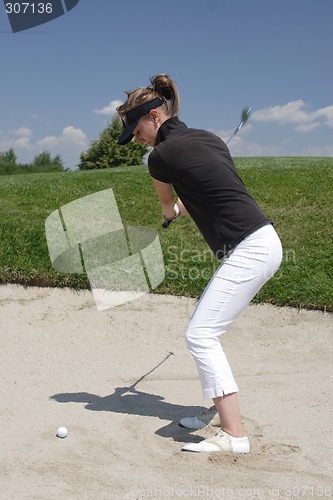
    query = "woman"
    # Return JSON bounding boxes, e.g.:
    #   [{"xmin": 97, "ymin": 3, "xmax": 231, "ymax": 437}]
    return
[{"xmin": 116, "ymin": 74, "xmax": 282, "ymax": 453}]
